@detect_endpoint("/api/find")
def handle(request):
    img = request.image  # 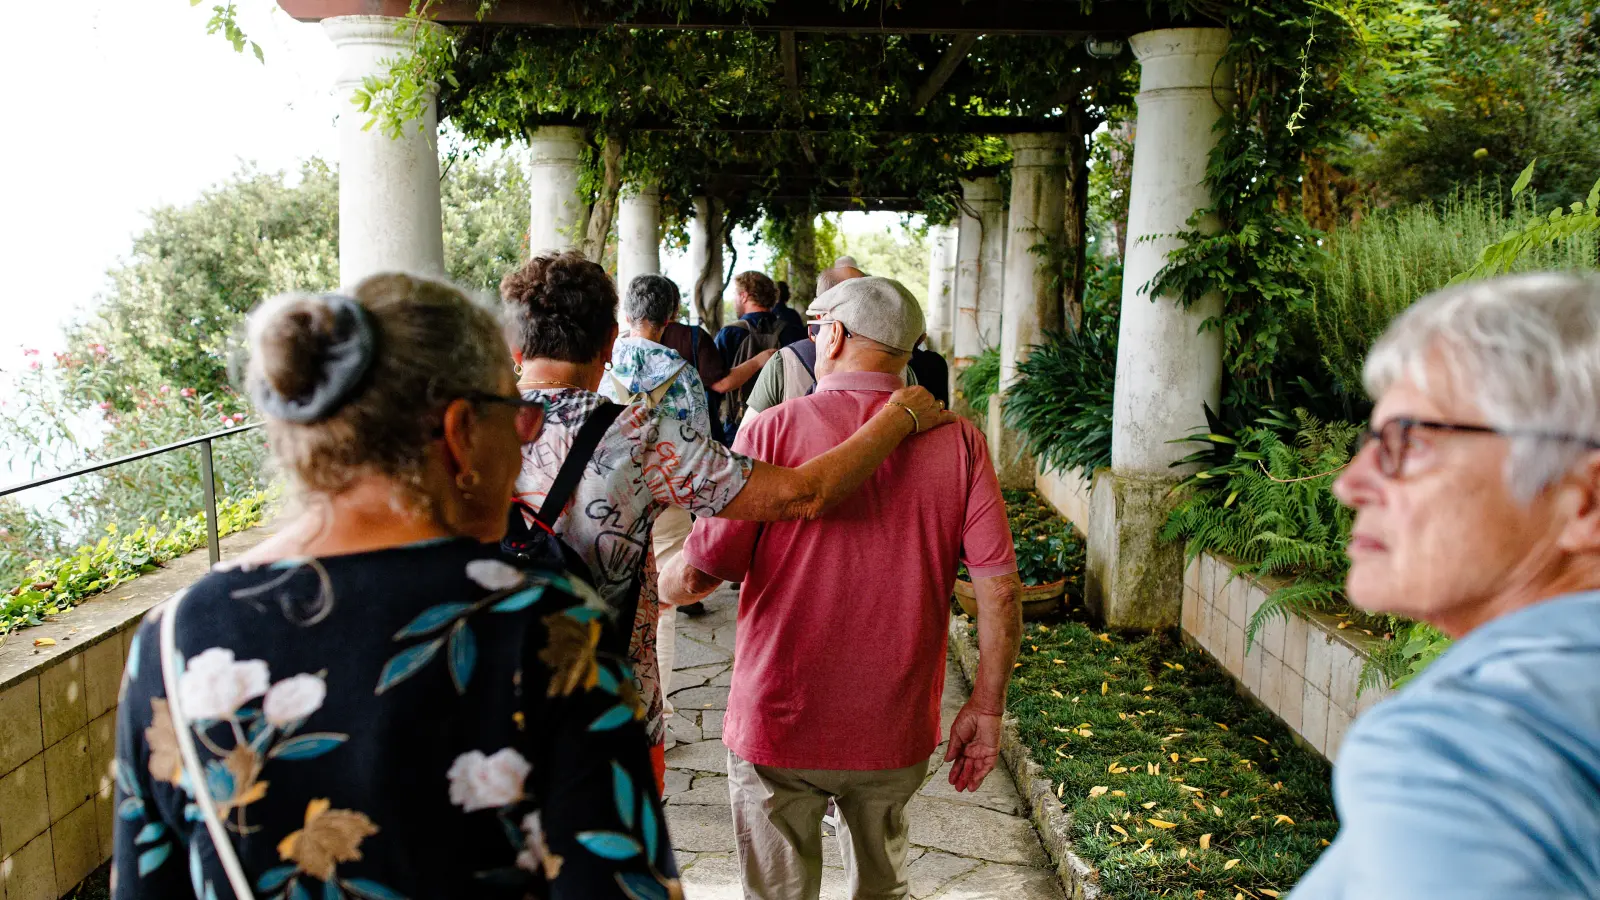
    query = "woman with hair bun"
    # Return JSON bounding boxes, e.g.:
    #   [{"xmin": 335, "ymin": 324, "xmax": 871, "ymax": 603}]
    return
[
  {"xmin": 500, "ymin": 252, "xmax": 954, "ymax": 791},
  {"xmin": 112, "ymin": 274, "xmax": 679, "ymax": 900}
]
